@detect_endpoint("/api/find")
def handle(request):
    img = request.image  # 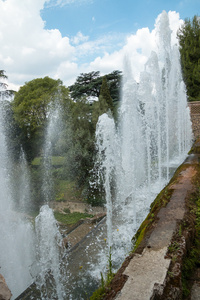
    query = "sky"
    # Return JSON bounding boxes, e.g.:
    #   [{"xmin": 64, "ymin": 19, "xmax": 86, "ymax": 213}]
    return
[{"xmin": 0, "ymin": 0, "xmax": 199, "ymax": 91}]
